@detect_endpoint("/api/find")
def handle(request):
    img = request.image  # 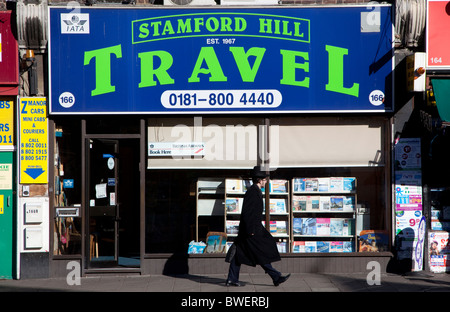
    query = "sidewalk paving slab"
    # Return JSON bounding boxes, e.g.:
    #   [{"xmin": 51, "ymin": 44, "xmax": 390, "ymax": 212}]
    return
[{"xmin": 1, "ymin": 272, "xmax": 450, "ymax": 293}]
